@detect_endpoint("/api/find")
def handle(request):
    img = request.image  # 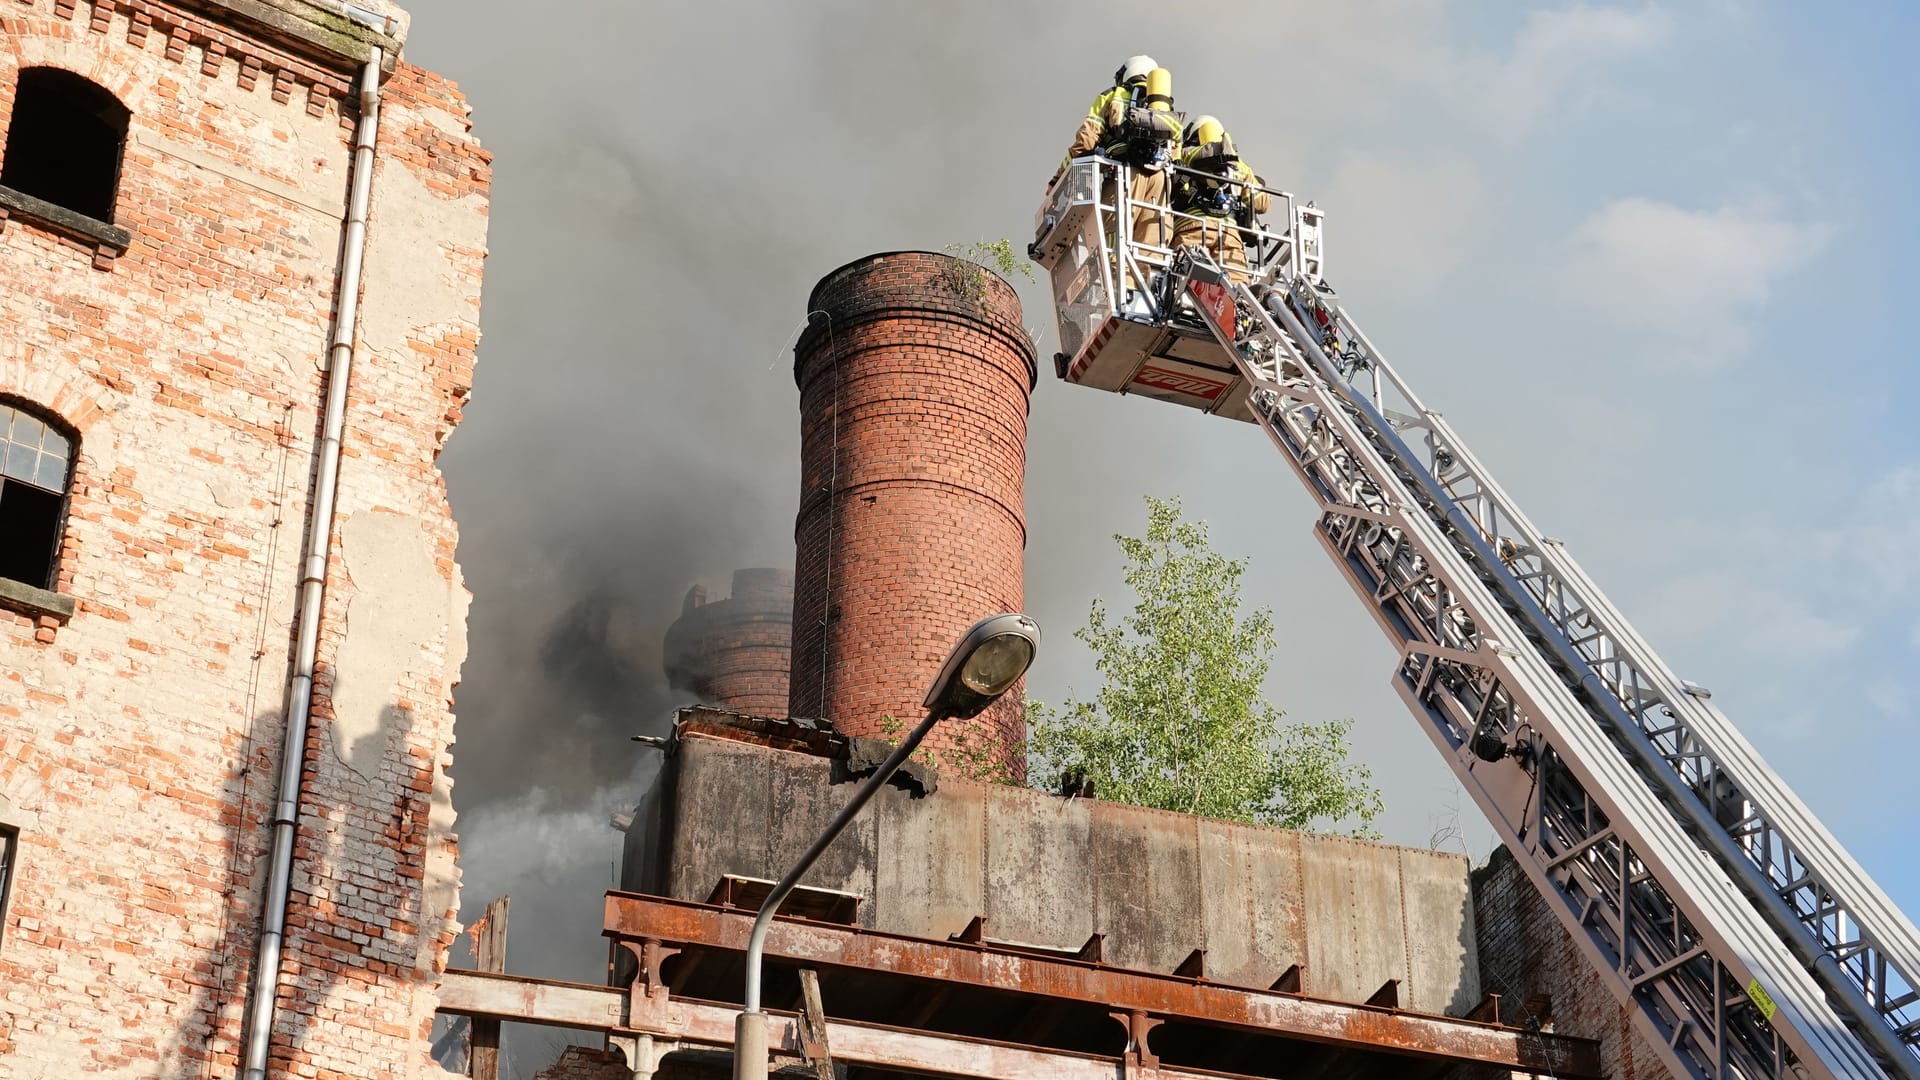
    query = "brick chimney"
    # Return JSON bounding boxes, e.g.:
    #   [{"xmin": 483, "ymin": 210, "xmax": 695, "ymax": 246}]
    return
[
  {"xmin": 789, "ymin": 251, "xmax": 1037, "ymax": 780},
  {"xmin": 662, "ymin": 567, "xmax": 794, "ymax": 716}
]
